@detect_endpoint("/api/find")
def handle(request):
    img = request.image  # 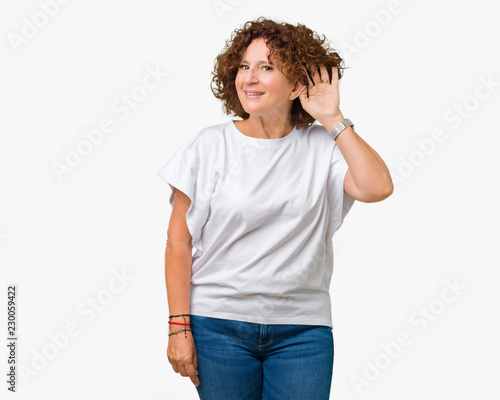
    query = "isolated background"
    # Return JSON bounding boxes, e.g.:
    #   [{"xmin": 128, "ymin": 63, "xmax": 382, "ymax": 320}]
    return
[{"xmin": 1, "ymin": 0, "xmax": 499, "ymax": 399}]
